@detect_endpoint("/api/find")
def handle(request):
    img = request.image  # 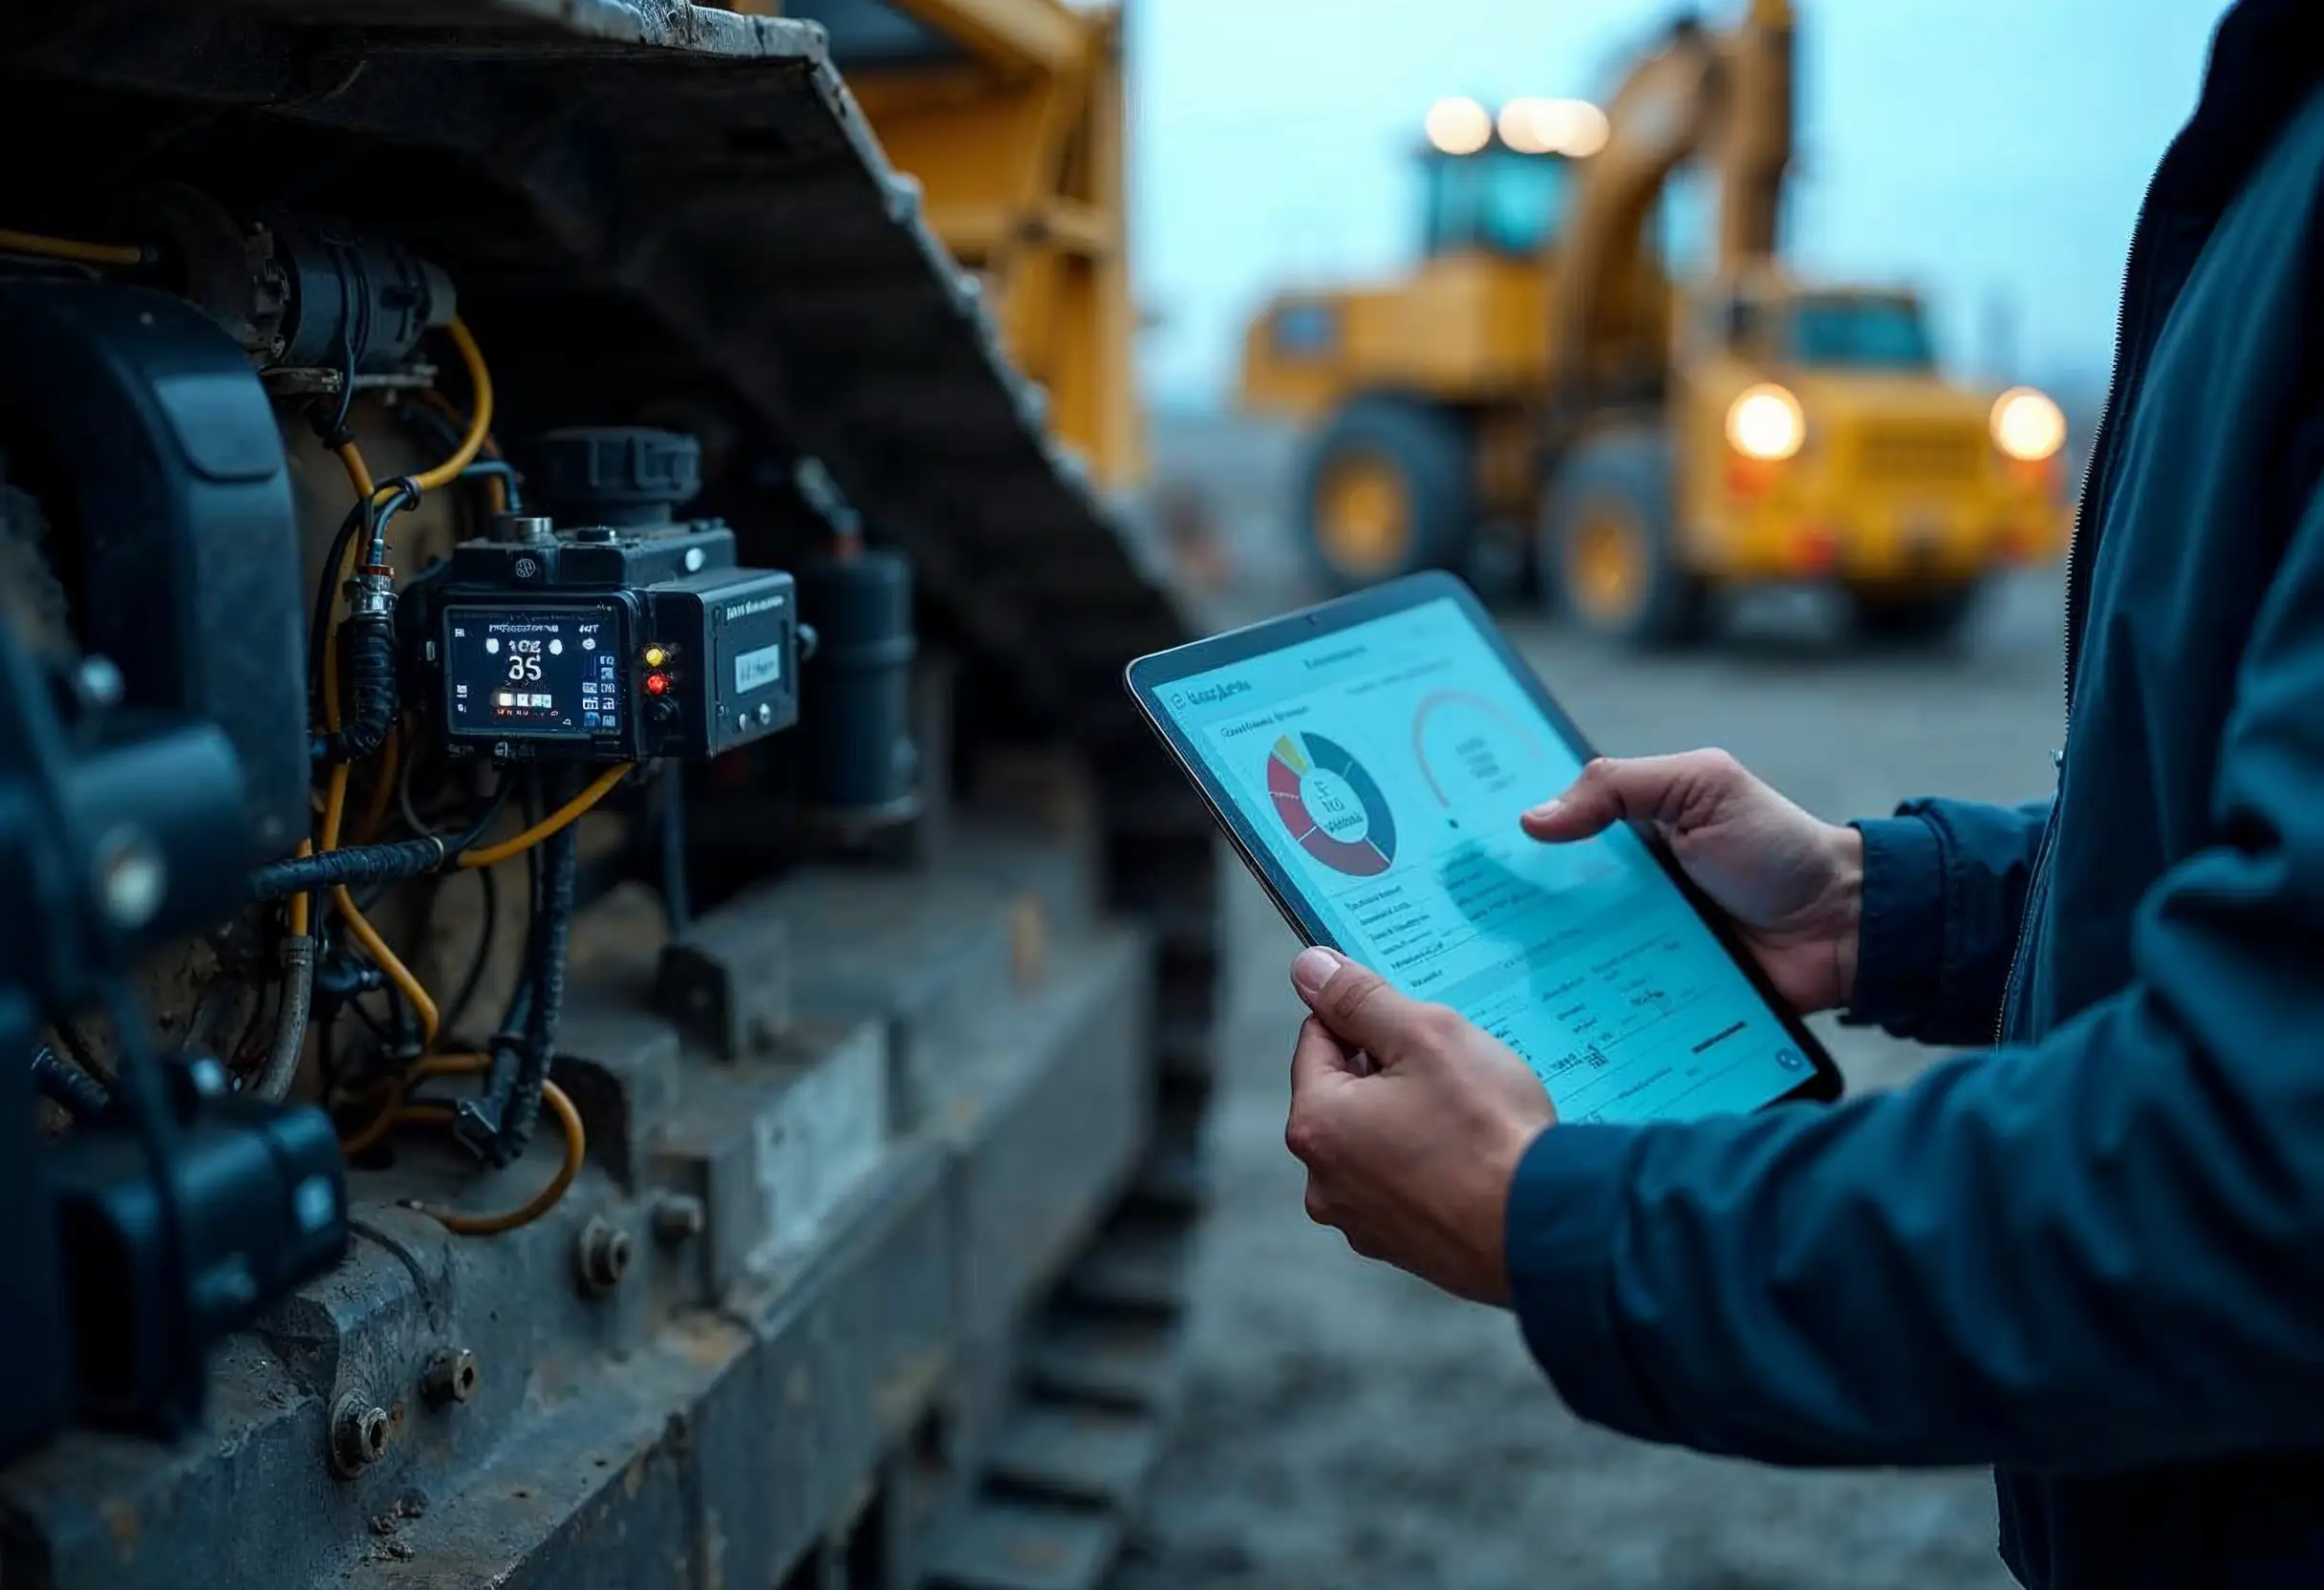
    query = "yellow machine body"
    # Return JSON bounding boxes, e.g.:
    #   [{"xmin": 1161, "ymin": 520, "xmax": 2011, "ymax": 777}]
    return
[
  {"xmin": 1238, "ymin": 0, "xmax": 2069, "ymax": 642},
  {"xmin": 736, "ymin": 0, "xmax": 1144, "ymax": 489}
]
